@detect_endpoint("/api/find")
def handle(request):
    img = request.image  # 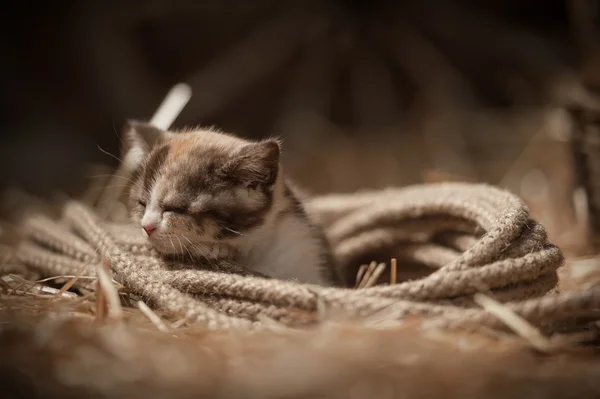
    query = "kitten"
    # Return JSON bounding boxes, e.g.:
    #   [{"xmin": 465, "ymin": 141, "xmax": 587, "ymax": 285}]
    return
[{"xmin": 121, "ymin": 120, "xmax": 339, "ymax": 286}]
